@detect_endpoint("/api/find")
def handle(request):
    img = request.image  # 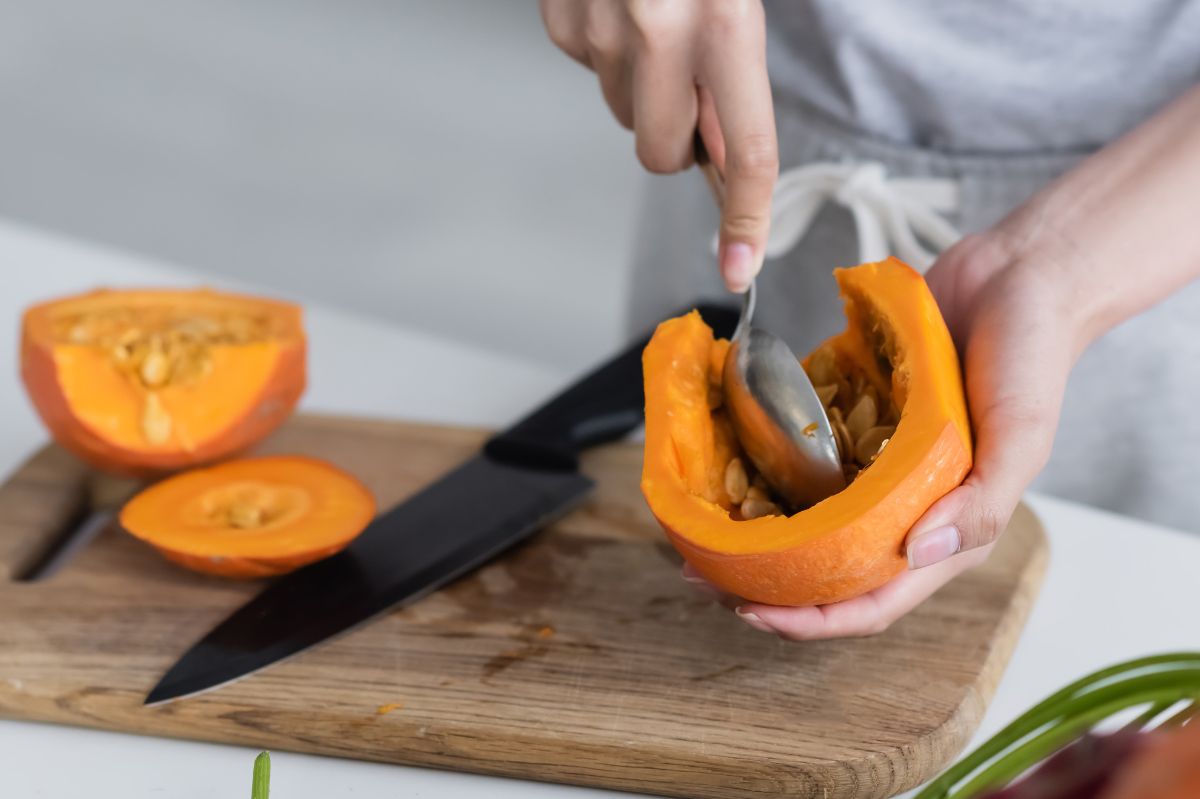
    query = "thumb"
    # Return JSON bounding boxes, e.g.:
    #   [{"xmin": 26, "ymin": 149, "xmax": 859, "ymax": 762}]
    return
[{"xmin": 906, "ymin": 402, "xmax": 1058, "ymax": 569}]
